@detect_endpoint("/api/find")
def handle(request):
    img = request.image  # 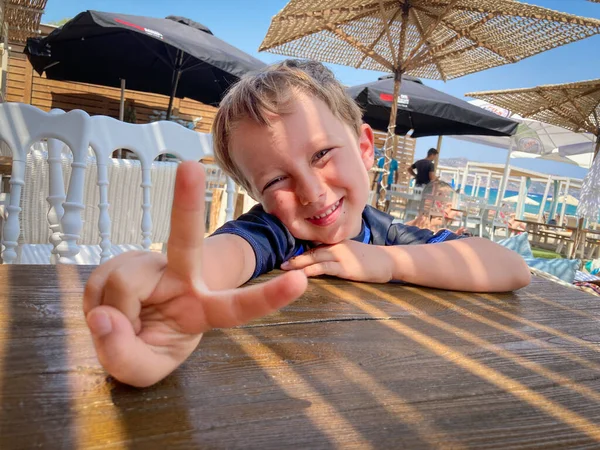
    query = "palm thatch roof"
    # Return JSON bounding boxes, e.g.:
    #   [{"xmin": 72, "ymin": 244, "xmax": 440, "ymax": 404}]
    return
[
  {"xmin": 467, "ymin": 79, "xmax": 600, "ymax": 136},
  {"xmin": 260, "ymin": 0, "xmax": 600, "ymax": 80},
  {"xmin": 4, "ymin": 0, "xmax": 47, "ymax": 43}
]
